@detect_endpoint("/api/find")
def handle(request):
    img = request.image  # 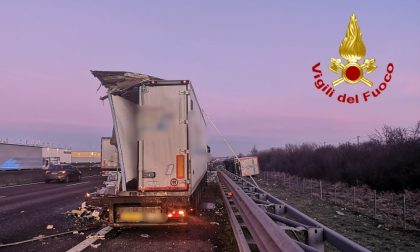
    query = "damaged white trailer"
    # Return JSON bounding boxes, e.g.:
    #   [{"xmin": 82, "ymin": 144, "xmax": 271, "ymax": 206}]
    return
[{"xmin": 89, "ymin": 71, "xmax": 209, "ymax": 226}]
